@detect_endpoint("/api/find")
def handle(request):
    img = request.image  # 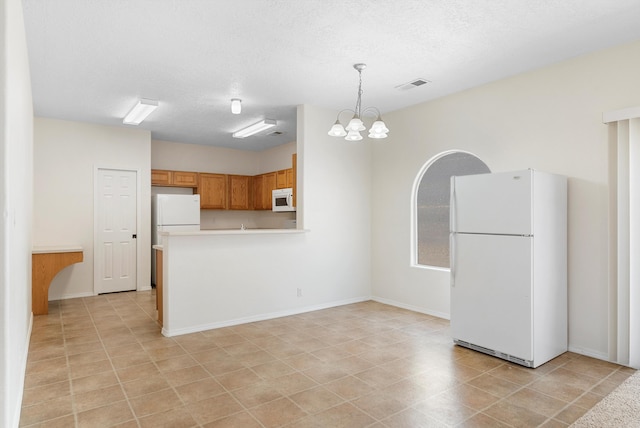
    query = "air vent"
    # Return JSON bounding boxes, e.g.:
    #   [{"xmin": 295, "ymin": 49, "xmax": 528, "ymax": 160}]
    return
[
  {"xmin": 267, "ymin": 131, "xmax": 283, "ymax": 136},
  {"xmin": 395, "ymin": 78, "xmax": 431, "ymax": 91},
  {"xmin": 454, "ymin": 339, "xmax": 533, "ymax": 368}
]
